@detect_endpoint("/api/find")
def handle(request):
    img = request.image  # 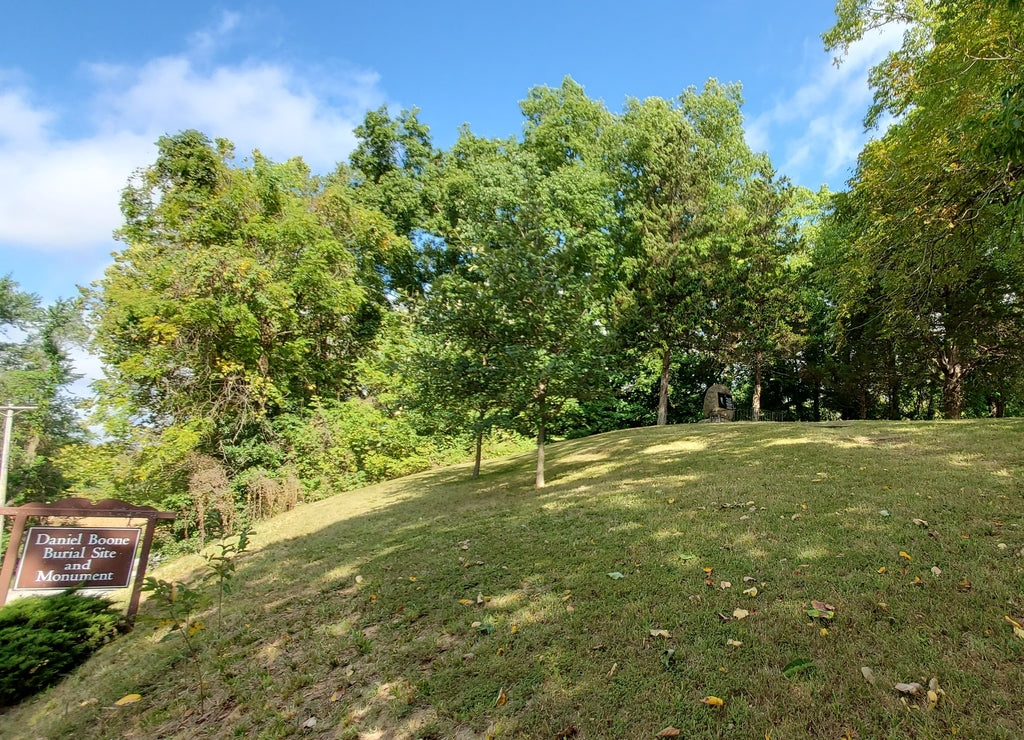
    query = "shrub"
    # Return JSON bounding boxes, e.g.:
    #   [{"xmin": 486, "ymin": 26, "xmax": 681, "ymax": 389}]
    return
[{"xmin": 0, "ymin": 590, "xmax": 124, "ymax": 706}]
